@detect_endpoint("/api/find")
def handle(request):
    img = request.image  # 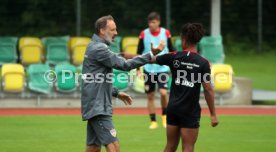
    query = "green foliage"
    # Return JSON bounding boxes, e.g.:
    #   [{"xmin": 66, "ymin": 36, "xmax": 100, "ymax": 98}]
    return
[
  {"xmin": 0, "ymin": 0, "xmax": 275, "ymax": 52},
  {"xmin": 224, "ymin": 34, "xmax": 276, "ymax": 55},
  {"xmin": 0, "ymin": 0, "xmax": 275, "ymax": 90},
  {"xmin": 223, "ymin": 34, "xmax": 256, "ymax": 55}
]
